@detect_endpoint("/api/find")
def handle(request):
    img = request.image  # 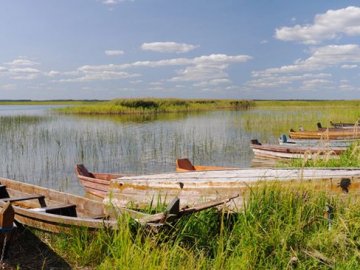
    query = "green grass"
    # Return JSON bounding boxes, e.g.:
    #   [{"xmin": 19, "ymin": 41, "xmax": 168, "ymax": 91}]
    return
[
  {"xmin": 41, "ymin": 184, "xmax": 360, "ymax": 269},
  {"xmin": 55, "ymin": 98, "xmax": 255, "ymax": 115},
  {"xmin": 241, "ymin": 101, "xmax": 360, "ymax": 140},
  {"xmin": 285, "ymin": 142, "xmax": 360, "ymax": 168}
]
